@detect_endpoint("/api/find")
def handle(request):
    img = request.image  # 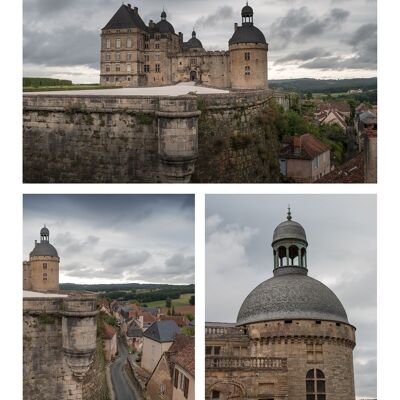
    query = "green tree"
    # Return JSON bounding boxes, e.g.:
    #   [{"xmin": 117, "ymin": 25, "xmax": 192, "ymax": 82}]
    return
[
  {"xmin": 166, "ymin": 297, "xmax": 172, "ymax": 308},
  {"xmin": 189, "ymin": 295, "xmax": 195, "ymax": 306}
]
